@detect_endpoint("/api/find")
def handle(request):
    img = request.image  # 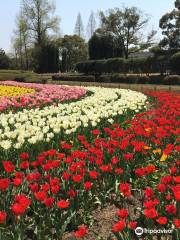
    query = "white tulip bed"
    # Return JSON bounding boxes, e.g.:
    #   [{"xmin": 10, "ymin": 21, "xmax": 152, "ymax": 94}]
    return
[{"xmin": 0, "ymin": 86, "xmax": 147, "ymax": 151}]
